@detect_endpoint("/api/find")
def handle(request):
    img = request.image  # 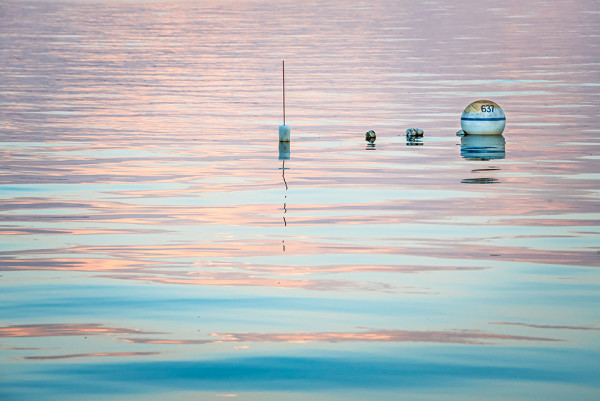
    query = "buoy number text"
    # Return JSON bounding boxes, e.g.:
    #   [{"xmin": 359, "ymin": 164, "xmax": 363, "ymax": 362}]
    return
[{"xmin": 481, "ymin": 105, "xmax": 495, "ymax": 113}]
